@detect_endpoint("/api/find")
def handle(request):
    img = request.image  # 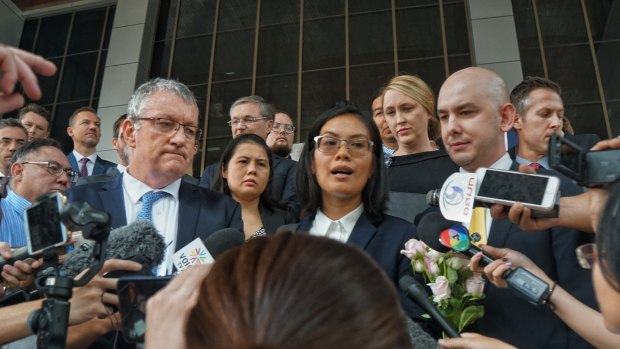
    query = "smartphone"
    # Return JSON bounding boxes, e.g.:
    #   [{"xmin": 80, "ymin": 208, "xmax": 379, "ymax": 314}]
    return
[
  {"xmin": 475, "ymin": 168, "xmax": 560, "ymax": 212},
  {"xmin": 24, "ymin": 192, "xmax": 68, "ymax": 255},
  {"xmin": 117, "ymin": 275, "xmax": 173, "ymax": 343}
]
